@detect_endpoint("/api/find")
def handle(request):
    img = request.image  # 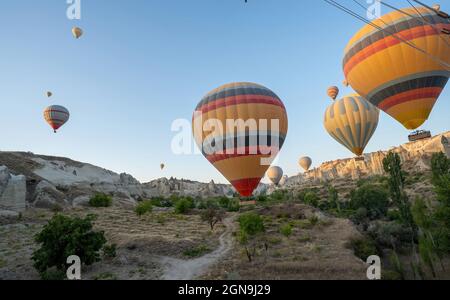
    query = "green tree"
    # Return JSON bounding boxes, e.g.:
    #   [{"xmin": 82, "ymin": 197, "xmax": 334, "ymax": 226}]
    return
[
  {"xmin": 349, "ymin": 184, "xmax": 389, "ymax": 220},
  {"xmin": 383, "ymin": 153, "xmax": 415, "ymax": 229},
  {"xmin": 32, "ymin": 214, "xmax": 107, "ymax": 279},
  {"xmin": 238, "ymin": 213, "xmax": 266, "ymax": 262},
  {"xmin": 201, "ymin": 207, "xmax": 225, "ymax": 231}
]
